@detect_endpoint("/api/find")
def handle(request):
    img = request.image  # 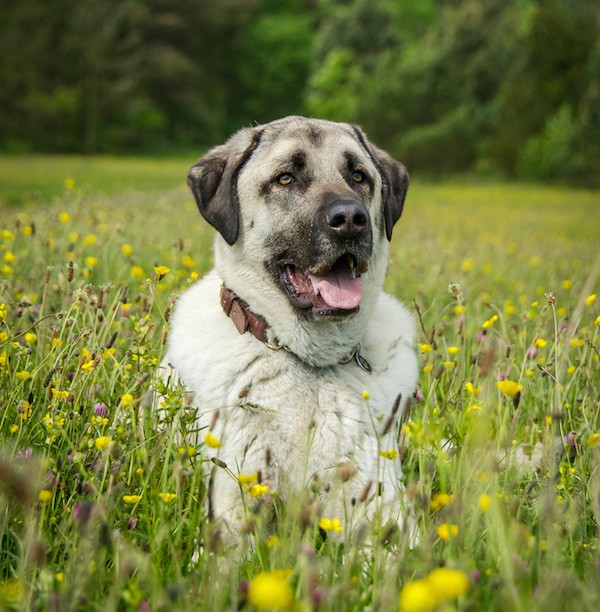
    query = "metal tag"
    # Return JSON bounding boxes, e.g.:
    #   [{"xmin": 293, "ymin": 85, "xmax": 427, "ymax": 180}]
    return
[{"xmin": 354, "ymin": 350, "xmax": 372, "ymax": 374}]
